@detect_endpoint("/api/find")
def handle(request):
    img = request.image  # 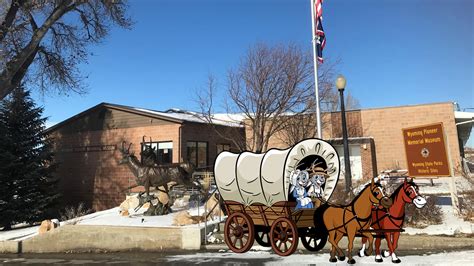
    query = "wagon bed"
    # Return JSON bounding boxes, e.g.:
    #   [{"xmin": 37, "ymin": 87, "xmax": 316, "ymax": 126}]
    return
[{"xmin": 224, "ymin": 200, "xmax": 316, "ymax": 228}]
